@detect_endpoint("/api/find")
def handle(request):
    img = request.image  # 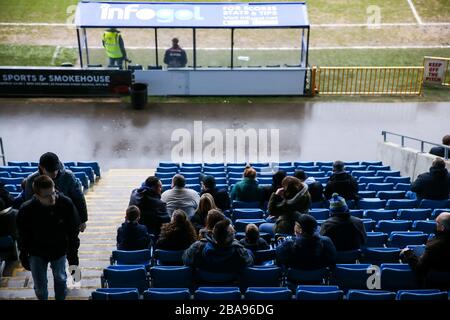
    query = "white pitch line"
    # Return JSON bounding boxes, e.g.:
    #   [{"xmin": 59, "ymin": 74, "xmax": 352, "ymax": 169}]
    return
[
  {"xmin": 407, "ymin": 0, "xmax": 423, "ymax": 25},
  {"xmin": 50, "ymin": 45, "xmax": 61, "ymax": 65}
]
